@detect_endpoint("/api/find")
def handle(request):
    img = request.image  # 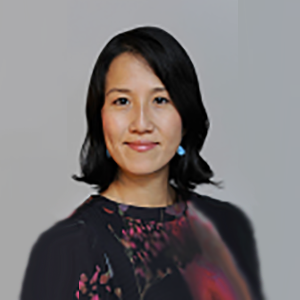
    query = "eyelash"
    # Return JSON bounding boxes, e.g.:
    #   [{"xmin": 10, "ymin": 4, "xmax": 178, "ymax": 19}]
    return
[{"xmin": 113, "ymin": 97, "xmax": 169, "ymax": 105}]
